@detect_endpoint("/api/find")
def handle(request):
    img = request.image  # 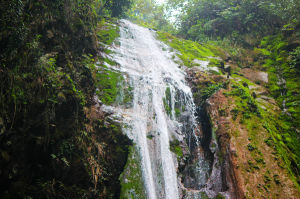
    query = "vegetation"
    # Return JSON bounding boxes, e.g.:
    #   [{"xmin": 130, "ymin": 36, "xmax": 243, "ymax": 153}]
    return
[
  {"xmin": 0, "ymin": 0, "xmax": 132, "ymax": 198},
  {"xmin": 167, "ymin": 0, "xmax": 300, "ymax": 44},
  {"xmin": 157, "ymin": 31, "xmax": 224, "ymax": 68},
  {"xmin": 225, "ymin": 77, "xmax": 300, "ymax": 187},
  {"xmin": 119, "ymin": 146, "xmax": 146, "ymax": 199},
  {"xmin": 1, "ymin": 0, "xmax": 300, "ymax": 198},
  {"xmin": 157, "ymin": 0, "xmax": 300, "ymax": 191},
  {"xmin": 169, "ymin": 139, "xmax": 183, "ymax": 160},
  {"xmin": 126, "ymin": 0, "xmax": 176, "ymax": 33},
  {"xmin": 256, "ymin": 35, "xmax": 300, "ymax": 128},
  {"xmin": 163, "ymin": 86, "xmax": 172, "ymax": 116}
]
